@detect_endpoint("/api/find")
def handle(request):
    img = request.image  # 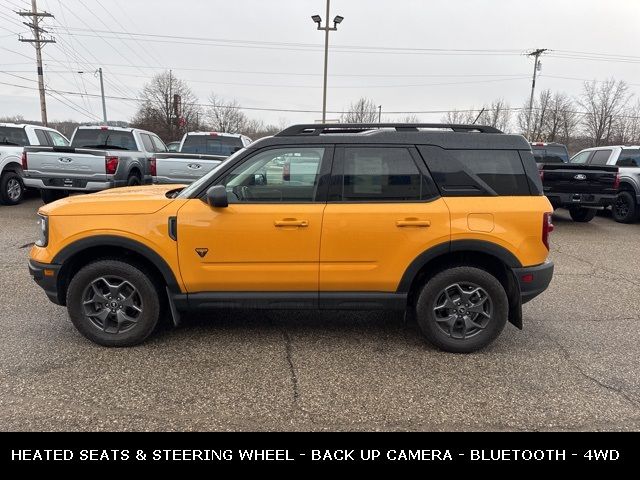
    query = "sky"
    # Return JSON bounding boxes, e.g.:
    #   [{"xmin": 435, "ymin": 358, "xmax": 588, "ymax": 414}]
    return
[{"xmin": 0, "ymin": 0, "xmax": 639, "ymax": 129}]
